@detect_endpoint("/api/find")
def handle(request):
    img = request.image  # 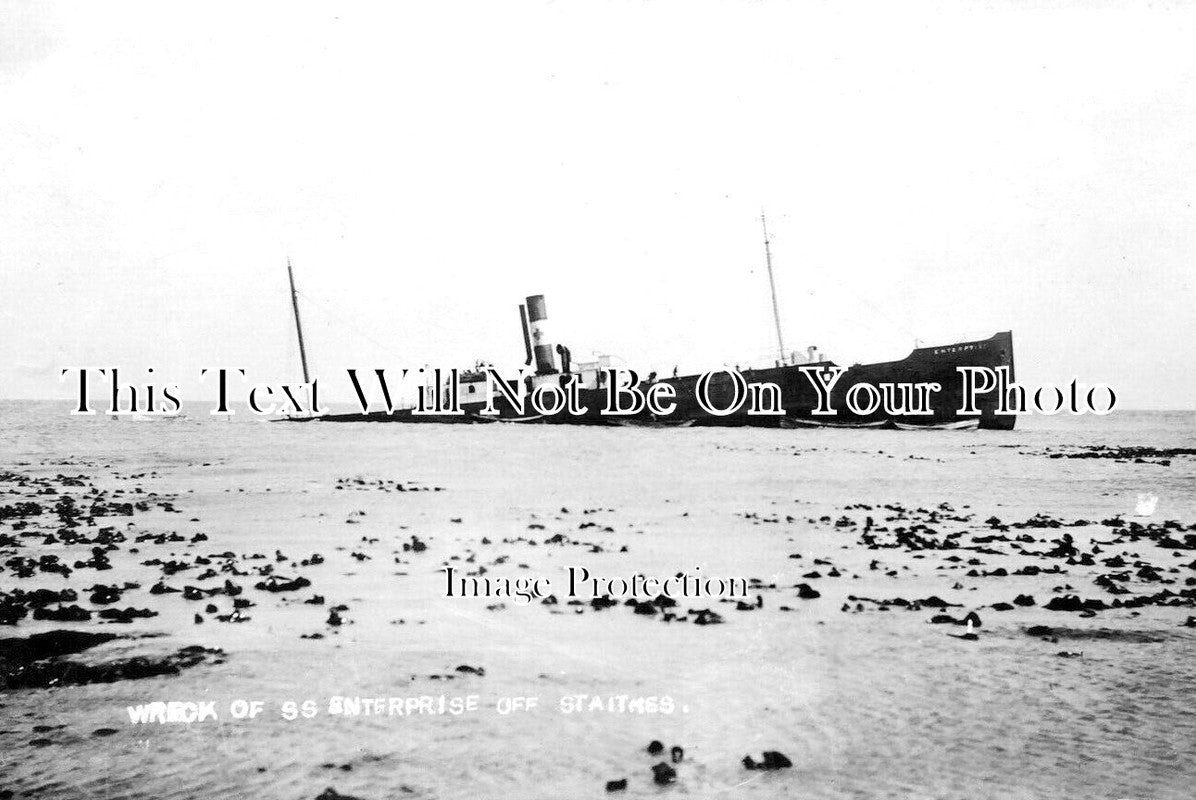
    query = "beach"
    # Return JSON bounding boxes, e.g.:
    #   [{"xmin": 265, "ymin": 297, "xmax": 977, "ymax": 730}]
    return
[{"xmin": 2, "ymin": 402, "xmax": 1194, "ymax": 799}]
